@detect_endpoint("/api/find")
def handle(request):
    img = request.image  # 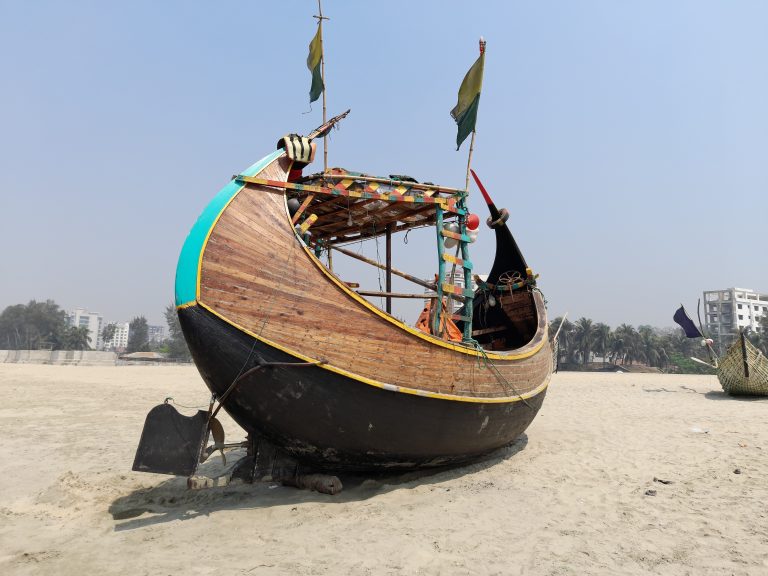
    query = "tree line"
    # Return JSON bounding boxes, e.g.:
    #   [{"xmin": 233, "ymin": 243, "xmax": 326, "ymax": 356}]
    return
[
  {"xmin": 0, "ymin": 300, "xmax": 191, "ymax": 360},
  {"xmin": 550, "ymin": 315, "xmax": 768, "ymax": 373}
]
